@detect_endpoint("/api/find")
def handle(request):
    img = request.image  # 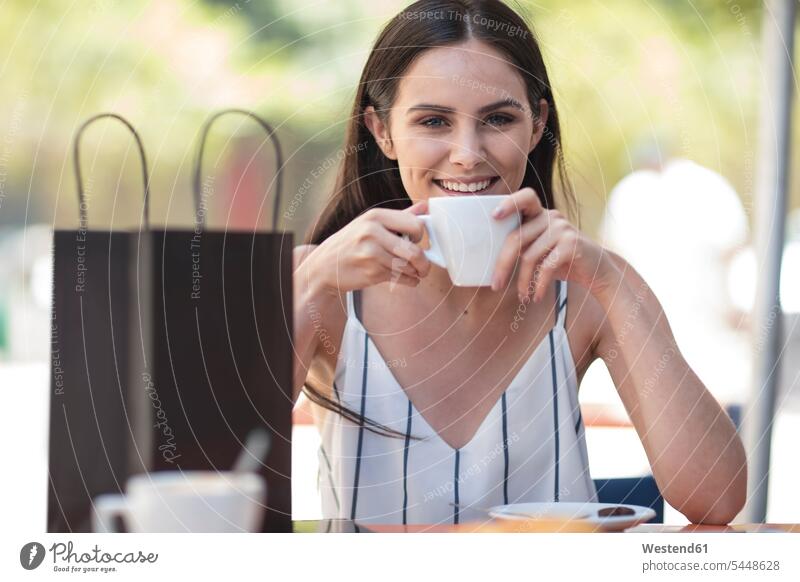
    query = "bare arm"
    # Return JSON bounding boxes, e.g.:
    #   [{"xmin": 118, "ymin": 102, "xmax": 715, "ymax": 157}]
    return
[
  {"xmin": 291, "ymin": 244, "xmax": 343, "ymax": 404},
  {"xmin": 489, "ymin": 188, "xmax": 746, "ymax": 524},
  {"xmin": 291, "ymin": 205, "xmax": 430, "ymax": 404},
  {"xmin": 592, "ymin": 251, "xmax": 747, "ymax": 525}
]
